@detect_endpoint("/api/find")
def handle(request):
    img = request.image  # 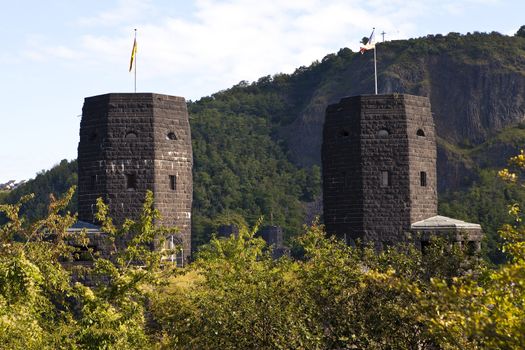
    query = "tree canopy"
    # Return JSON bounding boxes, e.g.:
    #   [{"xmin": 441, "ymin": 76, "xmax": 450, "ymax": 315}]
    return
[{"xmin": 2, "ymin": 158, "xmax": 525, "ymax": 348}]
